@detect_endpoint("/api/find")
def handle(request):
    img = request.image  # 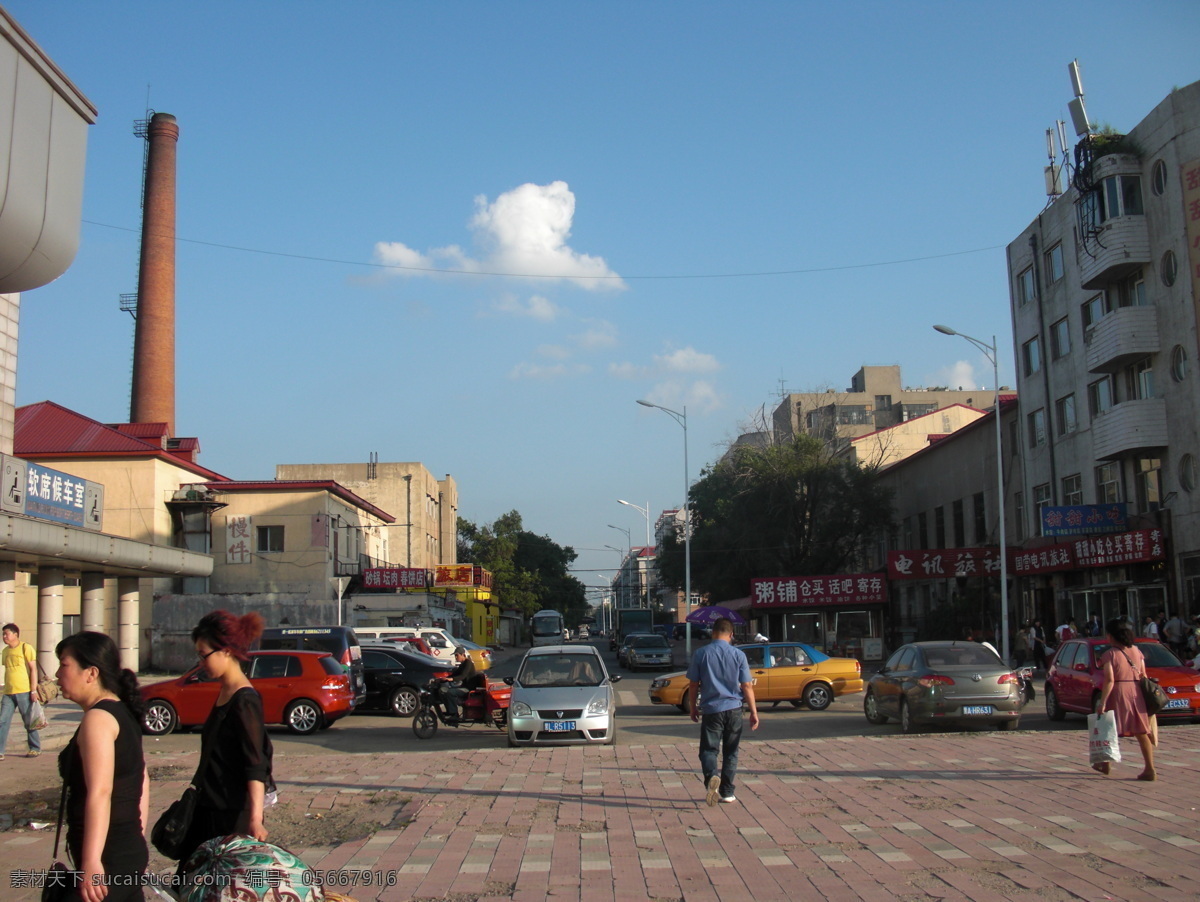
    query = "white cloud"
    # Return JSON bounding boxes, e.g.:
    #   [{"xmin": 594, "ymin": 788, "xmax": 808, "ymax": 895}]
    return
[
  {"xmin": 654, "ymin": 346, "xmax": 721, "ymax": 374},
  {"xmin": 610, "ymin": 345, "xmax": 724, "ymax": 413},
  {"xmin": 374, "ymin": 181, "xmax": 624, "ymax": 291},
  {"xmin": 608, "ymin": 361, "xmax": 643, "ymax": 380},
  {"xmin": 931, "ymin": 360, "xmax": 982, "ymax": 391},
  {"xmin": 508, "ymin": 361, "xmax": 590, "ymax": 380},
  {"xmin": 493, "ymin": 293, "xmax": 563, "ymax": 321},
  {"xmin": 572, "ymin": 319, "xmax": 618, "ymax": 350},
  {"xmin": 639, "ymin": 379, "xmax": 723, "ymax": 415},
  {"xmin": 537, "ymin": 344, "xmax": 570, "ymax": 360}
]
